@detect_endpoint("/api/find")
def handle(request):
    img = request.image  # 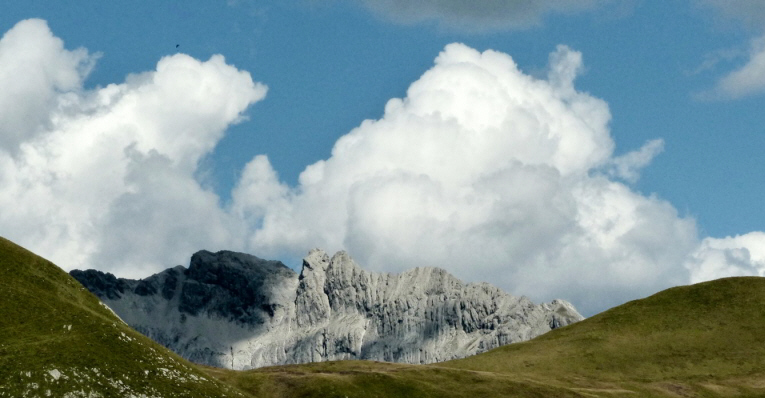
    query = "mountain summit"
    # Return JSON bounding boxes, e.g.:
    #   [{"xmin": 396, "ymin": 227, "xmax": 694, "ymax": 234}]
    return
[{"xmin": 71, "ymin": 249, "xmax": 583, "ymax": 370}]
